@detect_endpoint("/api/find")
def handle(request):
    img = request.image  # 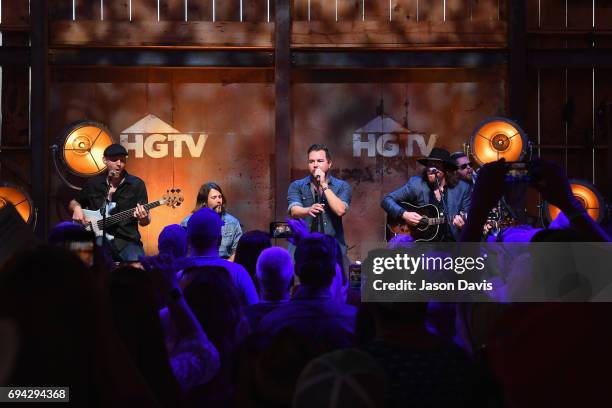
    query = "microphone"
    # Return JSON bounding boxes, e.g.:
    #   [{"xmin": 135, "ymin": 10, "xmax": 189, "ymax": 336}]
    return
[{"xmin": 108, "ymin": 170, "xmax": 118, "ymax": 178}]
